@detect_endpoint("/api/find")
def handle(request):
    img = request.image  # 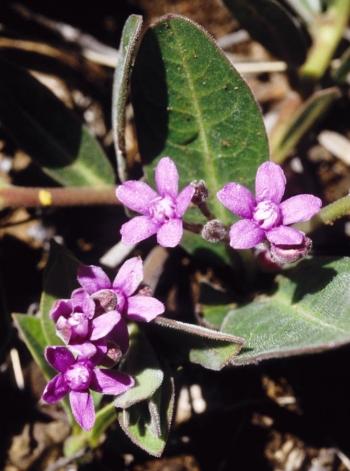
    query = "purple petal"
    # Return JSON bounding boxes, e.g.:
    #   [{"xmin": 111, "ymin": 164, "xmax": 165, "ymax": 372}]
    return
[
  {"xmin": 45, "ymin": 346, "xmax": 74, "ymax": 372},
  {"xmin": 91, "ymin": 369, "xmax": 134, "ymax": 395},
  {"xmin": 55, "ymin": 316, "xmax": 72, "ymax": 344},
  {"xmin": 113, "ymin": 256, "xmax": 143, "ymax": 295},
  {"xmin": 120, "ymin": 216, "xmax": 159, "ymax": 245},
  {"xmin": 90, "ymin": 310, "xmax": 122, "ymax": 341},
  {"xmin": 116, "ymin": 181, "xmax": 158, "ymax": 215},
  {"xmin": 42, "ymin": 374, "xmax": 69, "ymax": 403},
  {"xmin": 176, "ymin": 185, "xmax": 195, "ymax": 217},
  {"xmin": 77, "ymin": 265, "xmax": 111, "ymax": 294},
  {"xmin": 280, "ymin": 194, "xmax": 322, "ymax": 225},
  {"xmin": 266, "ymin": 226, "xmax": 304, "ymax": 245},
  {"xmin": 50, "ymin": 299, "xmax": 72, "ymax": 322},
  {"xmin": 157, "ymin": 218, "xmax": 183, "ymax": 247},
  {"xmin": 69, "ymin": 342, "xmax": 97, "ymax": 359},
  {"xmin": 229, "ymin": 219, "xmax": 265, "ymax": 249},
  {"xmin": 69, "ymin": 391, "xmax": 95, "ymax": 430},
  {"xmin": 255, "ymin": 162, "xmax": 286, "ymax": 203},
  {"xmin": 71, "ymin": 288, "xmax": 85, "ymax": 303},
  {"xmin": 127, "ymin": 295, "xmax": 165, "ymax": 322},
  {"xmin": 106, "ymin": 318, "xmax": 129, "ymax": 354},
  {"xmin": 217, "ymin": 183, "xmax": 255, "ymax": 218},
  {"xmin": 155, "ymin": 157, "xmax": 179, "ymax": 198}
]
